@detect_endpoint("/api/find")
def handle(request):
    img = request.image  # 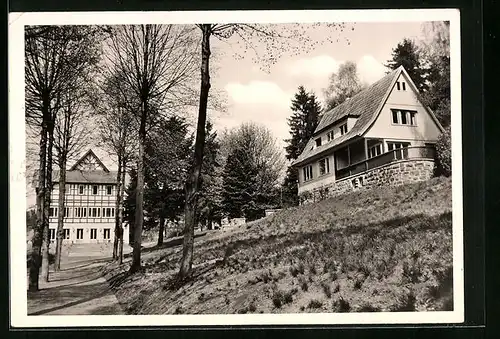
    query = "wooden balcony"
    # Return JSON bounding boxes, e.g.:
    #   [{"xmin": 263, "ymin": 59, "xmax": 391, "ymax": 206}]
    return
[{"xmin": 335, "ymin": 146, "xmax": 435, "ymax": 180}]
